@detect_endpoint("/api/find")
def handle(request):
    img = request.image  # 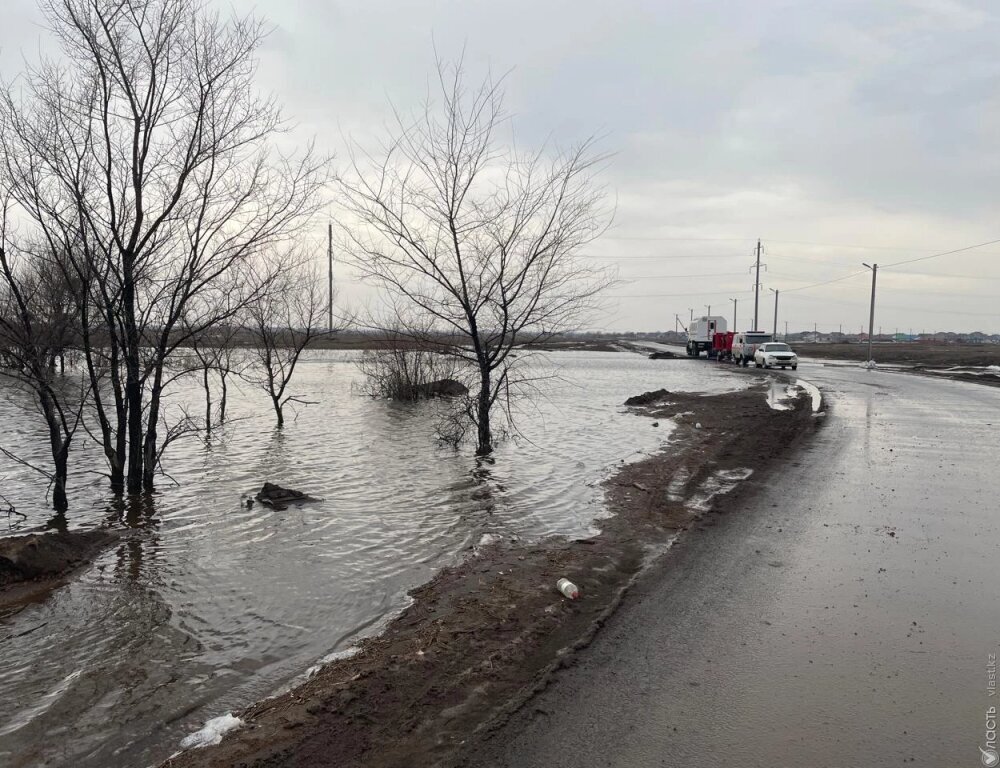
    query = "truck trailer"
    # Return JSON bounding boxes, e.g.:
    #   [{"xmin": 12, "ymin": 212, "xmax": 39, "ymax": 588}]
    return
[{"xmin": 686, "ymin": 316, "xmax": 728, "ymax": 357}]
